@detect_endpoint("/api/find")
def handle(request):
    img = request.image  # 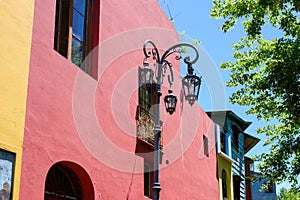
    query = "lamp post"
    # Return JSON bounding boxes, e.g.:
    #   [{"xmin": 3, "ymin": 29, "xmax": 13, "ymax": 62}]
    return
[{"xmin": 140, "ymin": 40, "xmax": 201, "ymax": 200}]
